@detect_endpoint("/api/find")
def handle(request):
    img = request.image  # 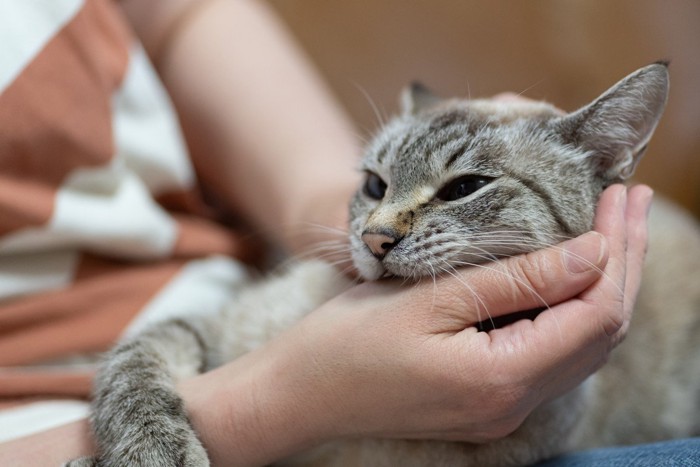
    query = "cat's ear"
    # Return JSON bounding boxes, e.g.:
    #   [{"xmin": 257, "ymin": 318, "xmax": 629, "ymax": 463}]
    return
[
  {"xmin": 557, "ymin": 62, "xmax": 669, "ymax": 181},
  {"xmin": 400, "ymin": 82, "xmax": 441, "ymax": 115}
]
